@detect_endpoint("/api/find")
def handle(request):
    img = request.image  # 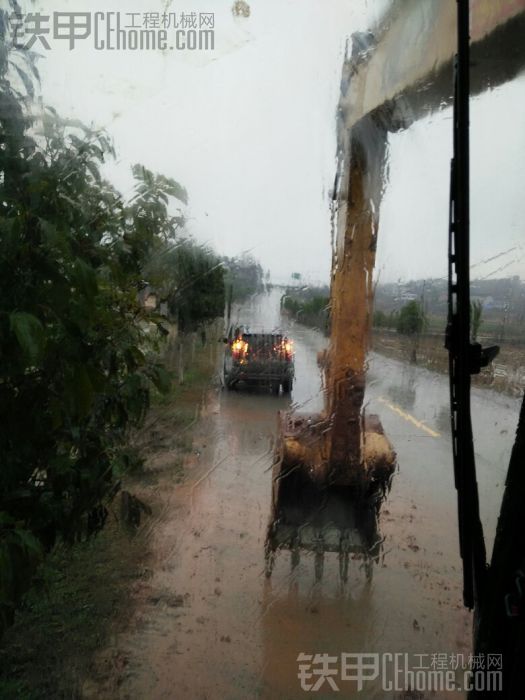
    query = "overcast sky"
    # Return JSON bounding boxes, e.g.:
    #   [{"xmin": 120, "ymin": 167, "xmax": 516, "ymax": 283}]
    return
[{"xmin": 29, "ymin": 0, "xmax": 525, "ymax": 285}]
